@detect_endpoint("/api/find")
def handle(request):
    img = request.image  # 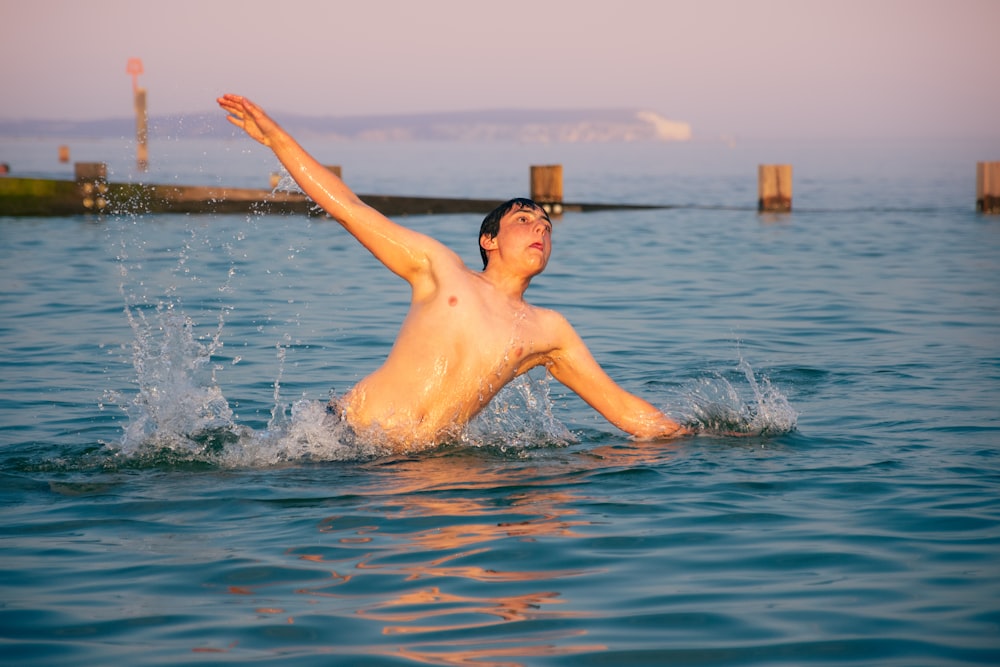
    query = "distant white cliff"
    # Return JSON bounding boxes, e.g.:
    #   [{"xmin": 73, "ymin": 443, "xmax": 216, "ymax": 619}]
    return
[
  {"xmin": 636, "ymin": 111, "xmax": 692, "ymax": 141},
  {"xmin": 339, "ymin": 109, "xmax": 692, "ymax": 143}
]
